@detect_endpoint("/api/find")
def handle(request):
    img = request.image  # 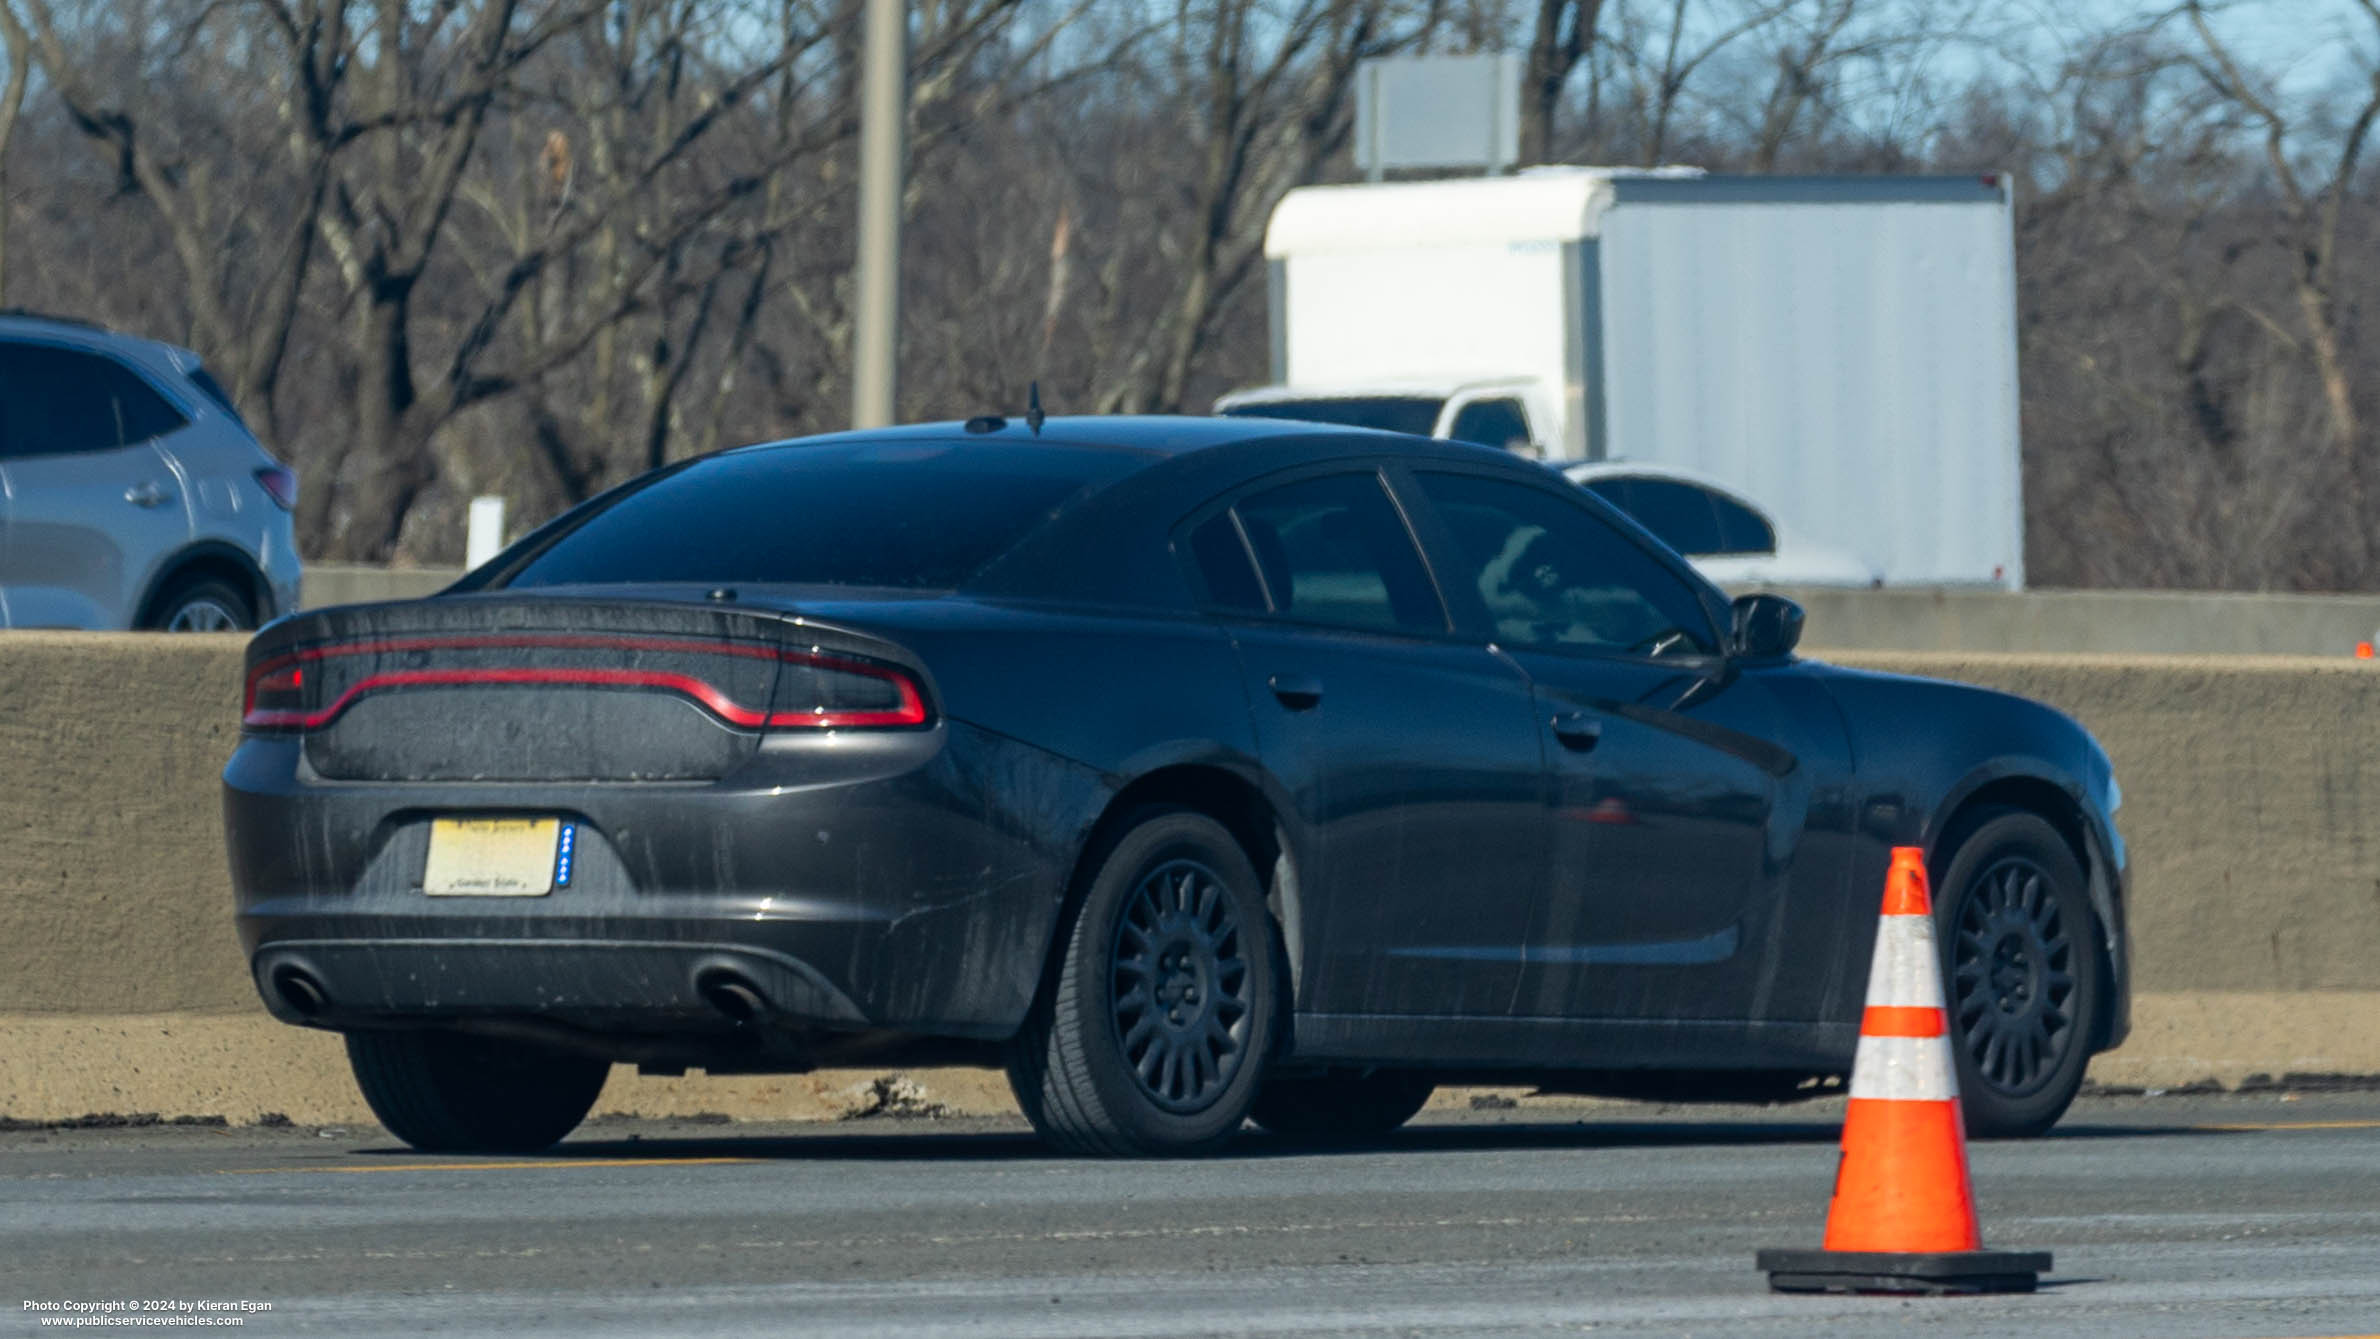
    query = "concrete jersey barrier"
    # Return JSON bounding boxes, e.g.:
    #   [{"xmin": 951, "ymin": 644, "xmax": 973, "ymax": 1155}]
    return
[
  {"xmin": 1787, "ymin": 587, "xmax": 2380, "ymax": 657},
  {"xmin": 303, "ymin": 566, "xmax": 2380, "ymax": 657},
  {"xmin": 1, "ymin": 635, "xmax": 2375, "ymax": 1122}
]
